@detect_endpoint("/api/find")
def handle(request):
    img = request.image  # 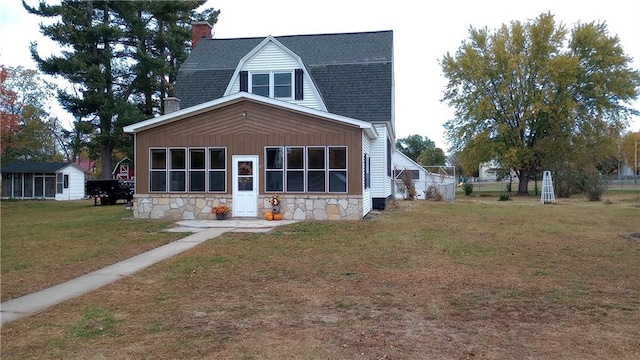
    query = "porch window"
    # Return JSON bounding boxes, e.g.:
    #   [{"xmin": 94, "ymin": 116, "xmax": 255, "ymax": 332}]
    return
[
  {"xmin": 307, "ymin": 147, "xmax": 326, "ymax": 192},
  {"xmin": 2, "ymin": 173, "xmax": 11, "ymax": 197},
  {"xmin": 150, "ymin": 147, "xmax": 226, "ymax": 193},
  {"xmin": 264, "ymin": 146, "xmax": 348, "ymax": 193},
  {"xmin": 329, "ymin": 147, "xmax": 347, "ymax": 192},
  {"xmin": 24, "ymin": 174, "xmax": 33, "ymax": 197},
  {"xmin": 286, "ymin": 147, "xmax": 304, "ymax": 192},
  {"xmin": 169, "ymin": 149, "xmax": 186, "ymax": 192},
  {"xmin": 208, "ymin": 148, "xmax": 226, "ymax": 192},
  {"xmin": 150, "ymin": 149, "xmax": 167, "ymax": 192},
  {"xmin": 13, "ymin": 174, "xmax": 23, "ymax": 197},
  {"xmin": 44, "ymin": 175, "xmax": 55, "ymax": 197},
  {"xmin": 189, "ymin": 148, "xmax": 206, "ymax": 192},
  {"xmin": 265, "ymin": 147, "xmax": 284, "ymax": 192}
]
